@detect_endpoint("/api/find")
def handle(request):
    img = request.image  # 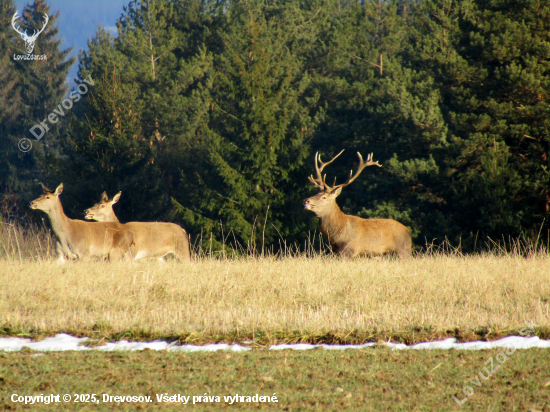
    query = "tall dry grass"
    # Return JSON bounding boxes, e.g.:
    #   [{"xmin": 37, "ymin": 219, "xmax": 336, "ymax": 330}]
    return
[
  {"xmin": 0, "ymin": 220, "xmax": 56, "ymax": 261},
  {"xmin": 1, "ymin": 246, "xmax": 549, "ymax": 343}
]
